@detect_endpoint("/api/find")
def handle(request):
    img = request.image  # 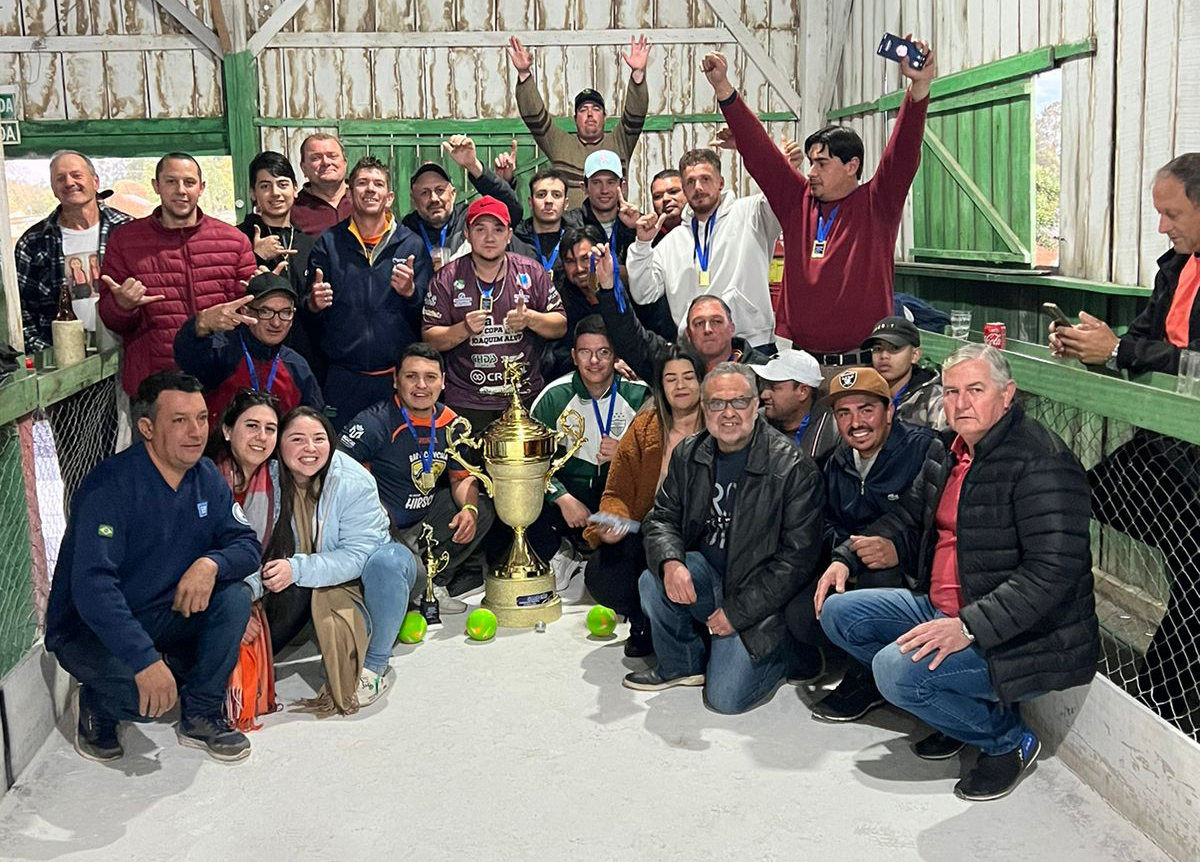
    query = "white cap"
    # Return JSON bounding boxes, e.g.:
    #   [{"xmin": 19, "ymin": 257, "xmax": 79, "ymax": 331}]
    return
[
  {"xmin": 751, "ymin": 349, "xmax": 823, "ymax": 388},
  {"xmin": 583, "ymin": 149, "xmax": 623, "ymax": 180}
]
